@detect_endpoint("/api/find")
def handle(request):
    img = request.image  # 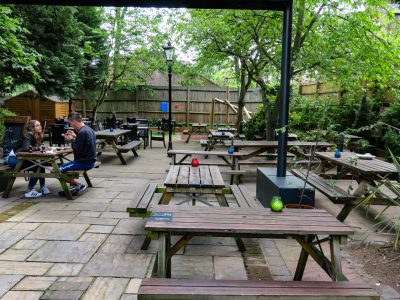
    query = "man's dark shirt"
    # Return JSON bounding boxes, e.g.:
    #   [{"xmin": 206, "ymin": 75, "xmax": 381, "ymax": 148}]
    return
[{"xmin": 71, "ymin": 125, "xmax": 96, "ymax": 164}]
